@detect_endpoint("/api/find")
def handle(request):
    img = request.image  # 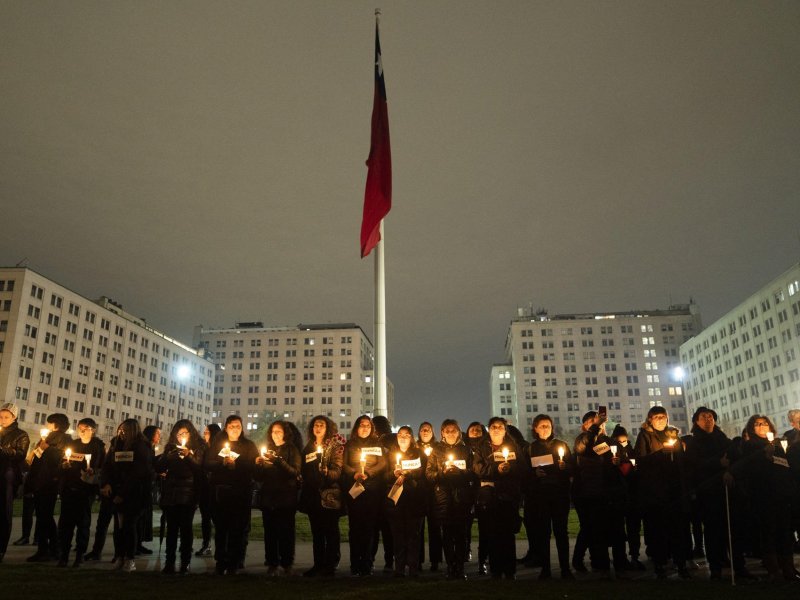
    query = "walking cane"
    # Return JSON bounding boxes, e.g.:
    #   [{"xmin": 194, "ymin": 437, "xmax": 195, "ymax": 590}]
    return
[{"xmin": 724, "ymin": 482, "xmax": 735, "ymax": 586}]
